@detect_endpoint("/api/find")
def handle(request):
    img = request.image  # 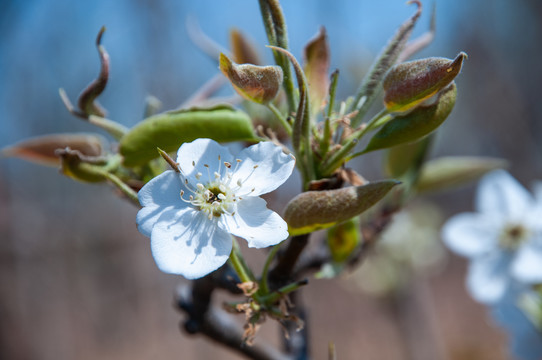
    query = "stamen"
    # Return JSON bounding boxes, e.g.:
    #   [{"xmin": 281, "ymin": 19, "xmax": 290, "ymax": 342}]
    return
[
  {"xmin": 195, "ymin": 172, "xmax": 202, "ymax": 180},
  {"xmin": 192, "ymin": 161, "xmax": 195, "ymax": 166},
  {"xmin": 224, "ymin": 162, "xmax": 231, "ymax": 168}
]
